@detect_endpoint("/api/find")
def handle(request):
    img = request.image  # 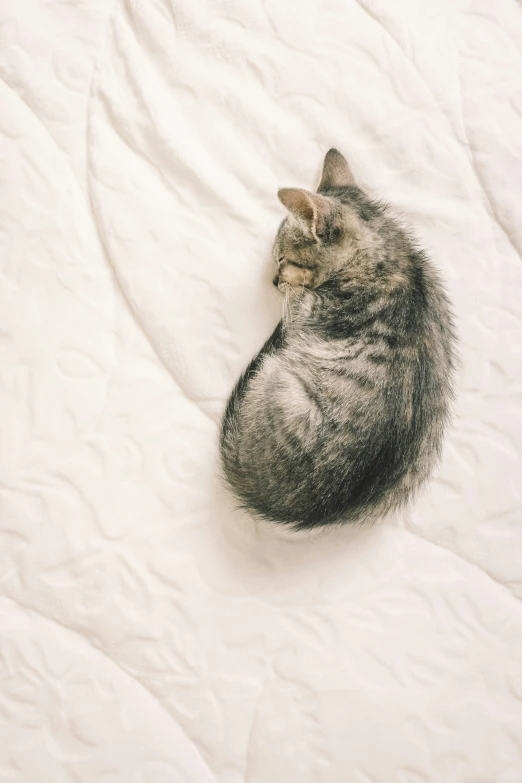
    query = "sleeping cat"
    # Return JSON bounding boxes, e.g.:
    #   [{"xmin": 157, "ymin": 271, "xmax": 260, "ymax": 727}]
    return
[{"xmin": 220, "ymin": 149, "xmax": 455, "ymax": 528}]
